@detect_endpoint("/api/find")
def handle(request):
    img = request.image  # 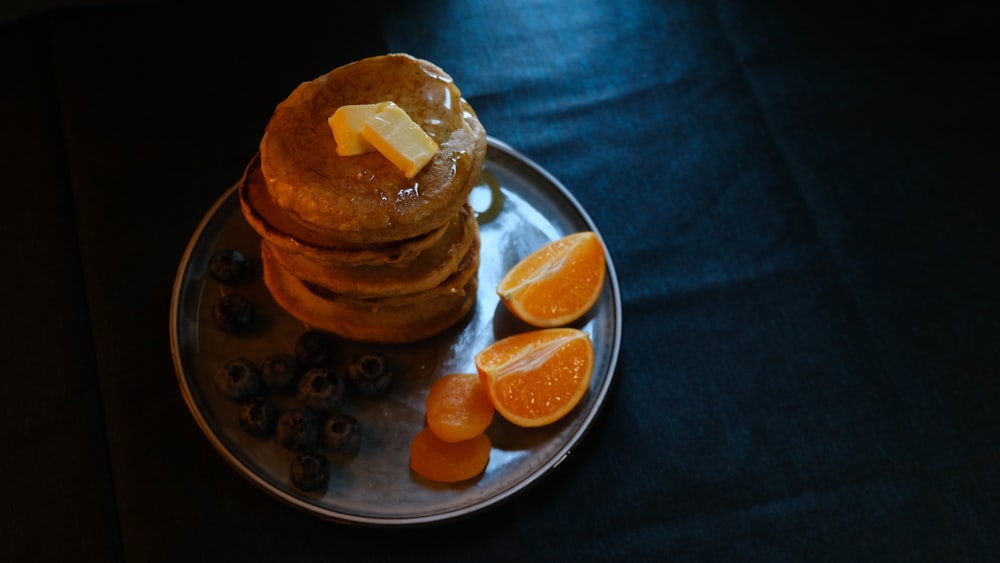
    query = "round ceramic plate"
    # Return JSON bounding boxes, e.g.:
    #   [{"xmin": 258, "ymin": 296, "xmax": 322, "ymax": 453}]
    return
[{"xmin": 170, "ymin": 137, "xmax": 622, "ymax": 526}]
